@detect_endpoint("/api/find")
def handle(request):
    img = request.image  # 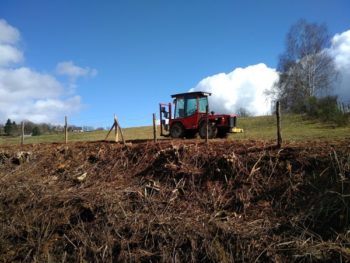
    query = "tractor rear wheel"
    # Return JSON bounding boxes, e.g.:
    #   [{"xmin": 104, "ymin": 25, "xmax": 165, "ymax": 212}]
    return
[
  {"xmin": 199, "ymin": 121, "xmax": 217, "ymax": 139},
  {"xmin": 170, "ymin": 122, "xmax": 185, "ymax": 138}
]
